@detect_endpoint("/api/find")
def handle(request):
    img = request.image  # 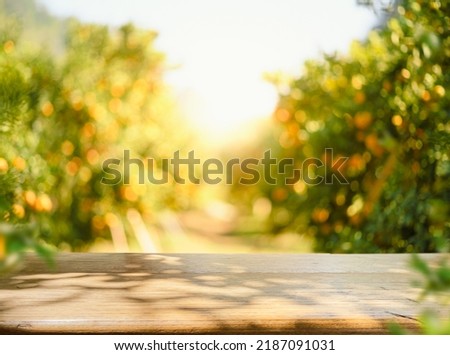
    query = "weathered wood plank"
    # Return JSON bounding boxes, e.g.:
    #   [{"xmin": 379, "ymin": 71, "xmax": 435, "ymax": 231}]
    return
[{"xmin": 0, "ymin": 253, "xmax": 448, "ymax": 334}]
